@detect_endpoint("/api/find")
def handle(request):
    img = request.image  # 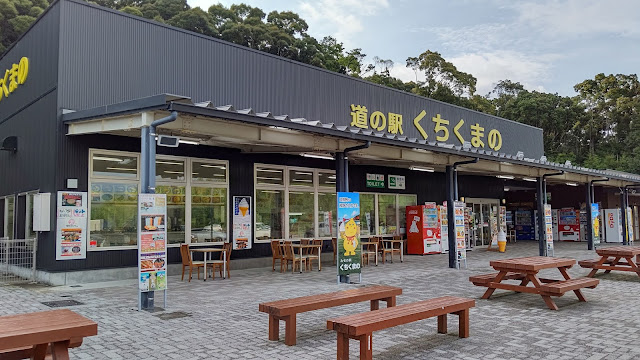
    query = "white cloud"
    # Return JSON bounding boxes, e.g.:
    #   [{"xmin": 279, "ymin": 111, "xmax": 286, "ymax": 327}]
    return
[
  {"xmin": 298, "ymin": 0, "xmax": 389, "ymax": 47},
  {"xmin": 448, "ymin": 51, "xmax": 558, "ymax": 95},
  {"xmin": 513, "ymin": 0, "xmax": 640, "ymax": 37}
]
